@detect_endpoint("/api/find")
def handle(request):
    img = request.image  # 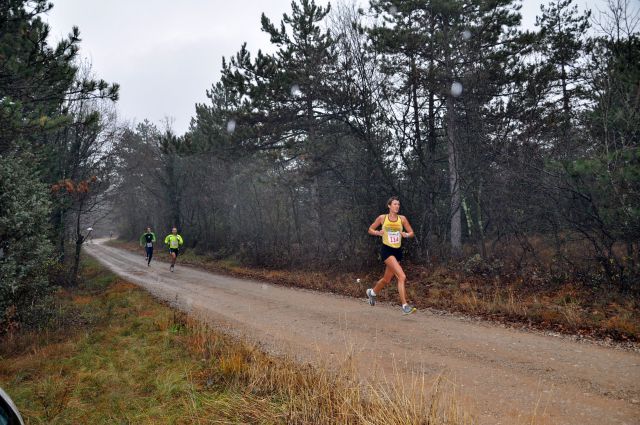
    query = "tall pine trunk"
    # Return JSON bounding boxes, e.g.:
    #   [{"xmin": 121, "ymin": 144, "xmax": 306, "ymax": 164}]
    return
[{"xmin": 446, "ymin": 95, "xmax": 462, "ymax": 257}]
